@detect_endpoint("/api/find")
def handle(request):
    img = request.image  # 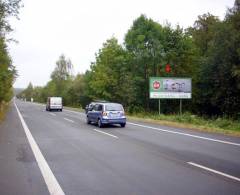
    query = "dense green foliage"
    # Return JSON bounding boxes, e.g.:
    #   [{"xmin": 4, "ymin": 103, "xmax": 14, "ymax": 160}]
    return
[
  {"xmin": 18, "ymin": 1, "xmax": 240, "ymax": 119},
  {"xmin": 124, "ymin": 15, "xmax": 197, "ymax": 113},
  {"xmin": 0, "ymin": 0, "xmax": 21, "ymax": 108},
  {"xmin": 189, "ymin": 2, "xmax": 240, "ymax": 118}
]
